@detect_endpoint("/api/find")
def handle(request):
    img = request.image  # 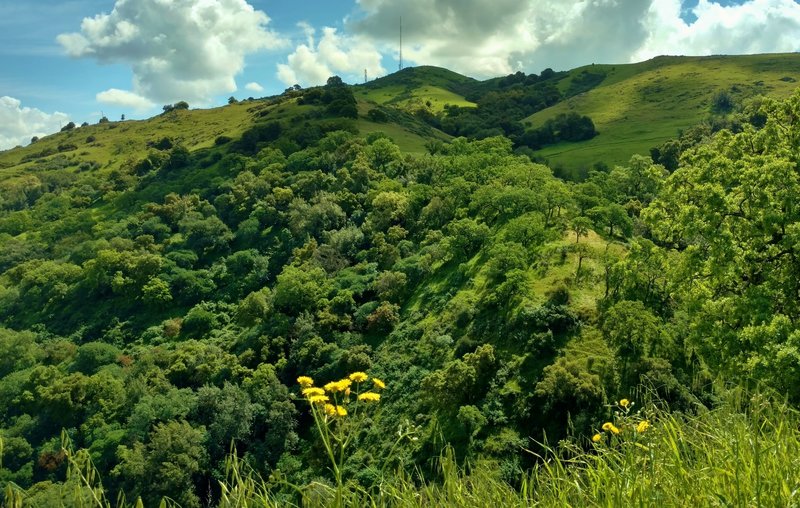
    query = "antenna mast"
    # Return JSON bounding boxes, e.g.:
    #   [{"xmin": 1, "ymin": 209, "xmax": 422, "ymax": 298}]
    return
[
  {"xmin": 365, "ymin": 69, "xmax": 368, "ymax": 83},
  {"xmin": 399, "ymin": 16, "xmax": 403, "ymax": 71}
]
